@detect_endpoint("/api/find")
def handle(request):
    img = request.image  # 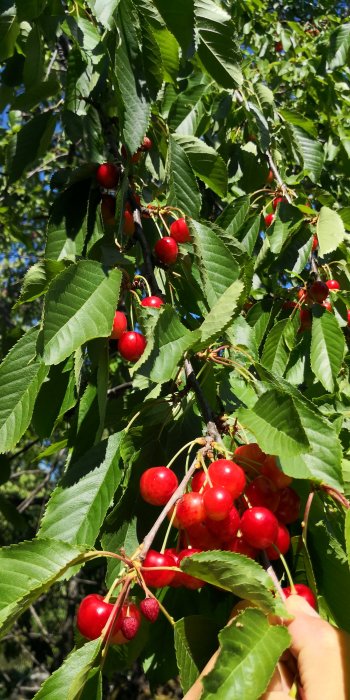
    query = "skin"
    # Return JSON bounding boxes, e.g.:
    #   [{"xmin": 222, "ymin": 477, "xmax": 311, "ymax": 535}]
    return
[{"xmin": 183, "ymin": 595, "xmax": 350, "ymax": 700}]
